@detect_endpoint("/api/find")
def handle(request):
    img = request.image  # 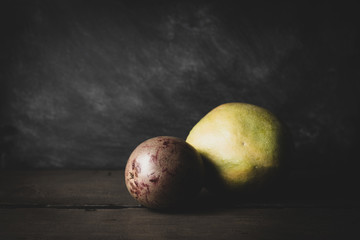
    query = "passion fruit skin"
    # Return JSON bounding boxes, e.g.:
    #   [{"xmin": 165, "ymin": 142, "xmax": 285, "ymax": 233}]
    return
[{"xmin": 125, "ymin": 136, "xmax": 204, "ymax": 209}]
